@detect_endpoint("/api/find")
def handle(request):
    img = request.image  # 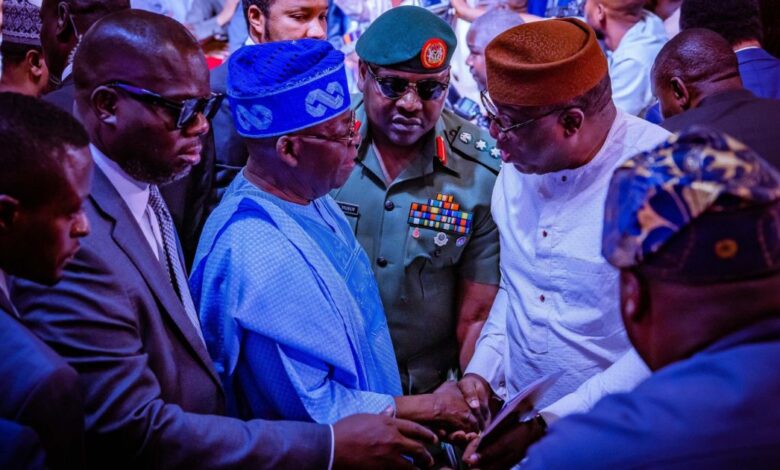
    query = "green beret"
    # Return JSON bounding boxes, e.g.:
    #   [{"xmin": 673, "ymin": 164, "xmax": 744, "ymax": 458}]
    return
[{"xmin": 356, "ymin": 6, "xmax": 457, "ymax": 74}]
